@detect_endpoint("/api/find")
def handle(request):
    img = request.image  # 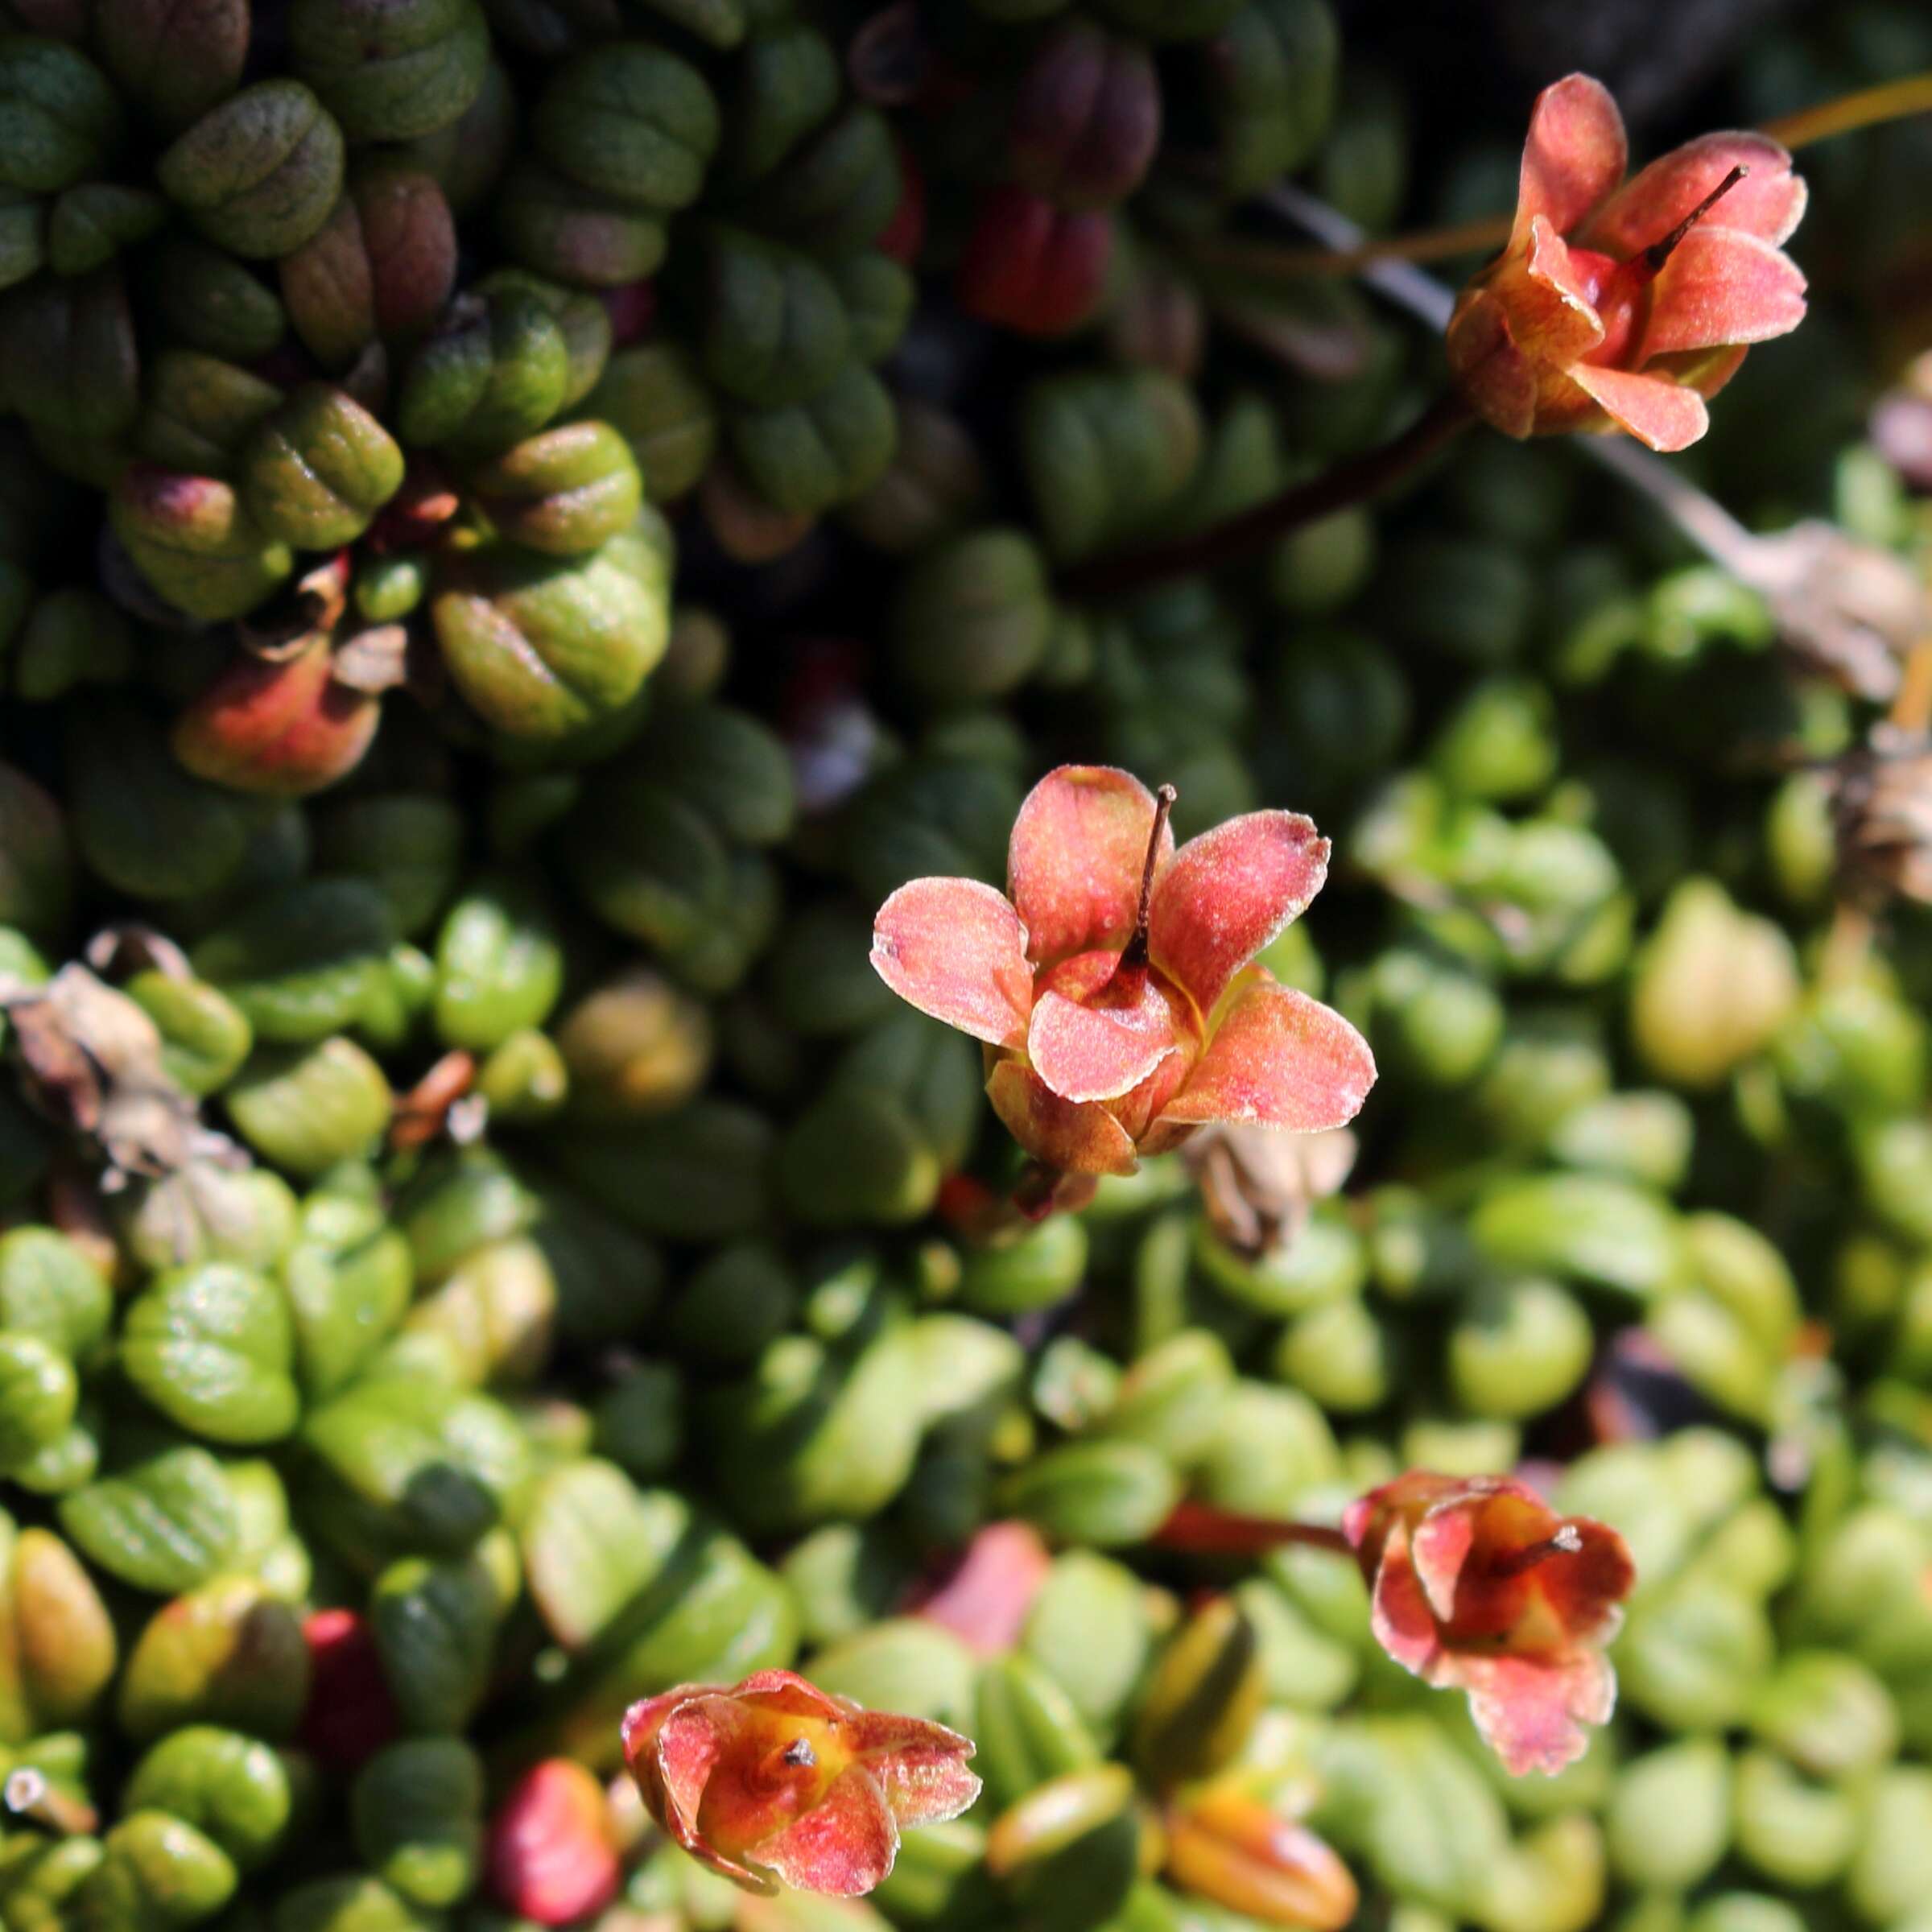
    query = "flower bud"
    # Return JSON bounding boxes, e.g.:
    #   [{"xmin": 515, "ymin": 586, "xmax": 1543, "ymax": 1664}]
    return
[
  {"xmin": 159, "ymin": 80, "xmax": 345, "ymax": 258},
  {"xmin": 1009, "ymin": 21, "xmax": 1160, "ymax": 210},
  {"xmin": 289, "ymin": 0, "xmax": 488, "ymax": 142},
  {"xmin": 958, "ymin": 187, "xmax": 1113, "ymax": 338},
  {"xmin": 299, "ymin": 1608, "xmax": 398, "ymax": 1772}
]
